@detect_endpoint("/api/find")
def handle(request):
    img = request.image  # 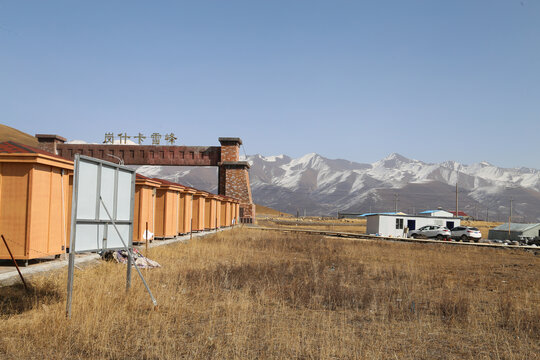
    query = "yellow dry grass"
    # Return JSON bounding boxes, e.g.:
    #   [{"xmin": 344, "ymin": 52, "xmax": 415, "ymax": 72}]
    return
[
  {"xmin": 255, "ymin": 204, "xmax": 292, "ymax": 217},
  {"xmin": 0, "ymin": 124, "xmax": 39, "ymax": 147},
  {"xmin": 0, "ymin": 228, "xmax": 538, "ymax": 359},
  {"xmin": 258, "ymin": 217, "xmax": 367, "ymax": 234}
]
